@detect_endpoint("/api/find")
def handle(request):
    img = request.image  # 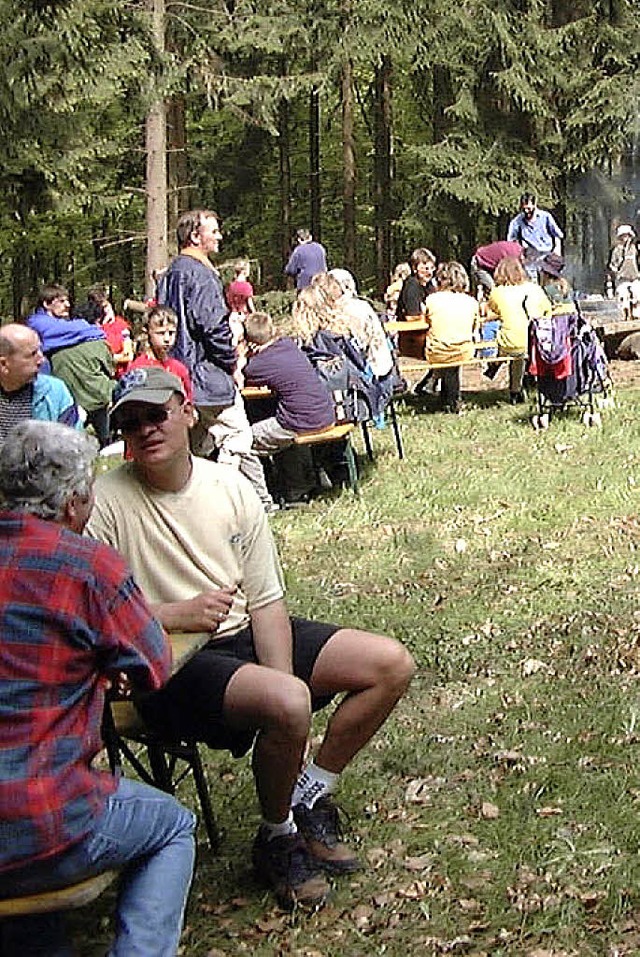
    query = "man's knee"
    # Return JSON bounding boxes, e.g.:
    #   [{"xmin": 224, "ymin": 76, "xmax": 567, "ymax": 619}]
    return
[
  {"xmin": 367, "ymin": 634, "xmax": 416, "ymax": 691},
  {"xmin": 225, "ymin": 668, "xmax": 311, "ymax": 739},
  {"xmin": 316, "ymin": 628, "xmax": 416, "ymax": 695}
]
